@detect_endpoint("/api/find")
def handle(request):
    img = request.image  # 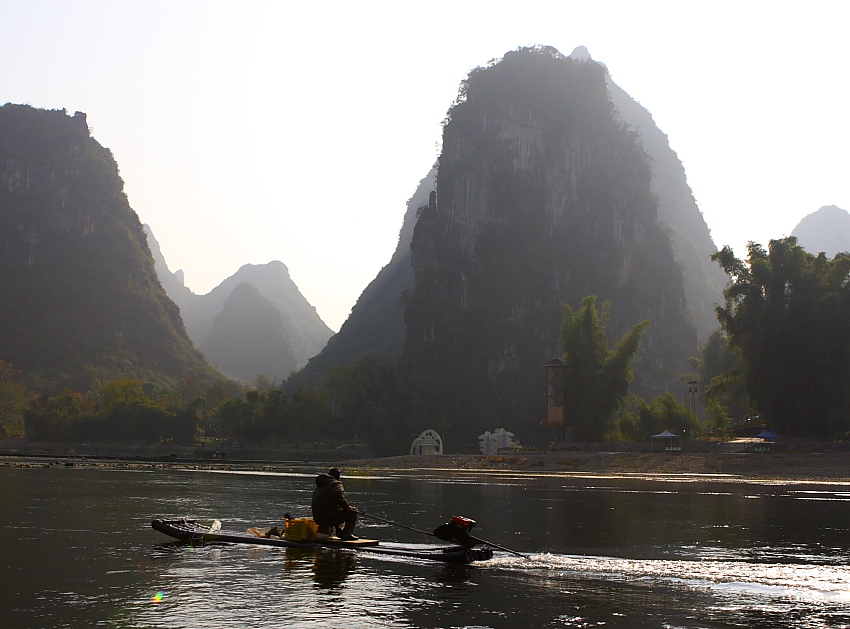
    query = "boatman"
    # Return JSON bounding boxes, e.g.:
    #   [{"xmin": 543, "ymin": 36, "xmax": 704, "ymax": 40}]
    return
[{"xmin": 311, "ymin": 467, "xmax": 359, "ymax": 540}]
